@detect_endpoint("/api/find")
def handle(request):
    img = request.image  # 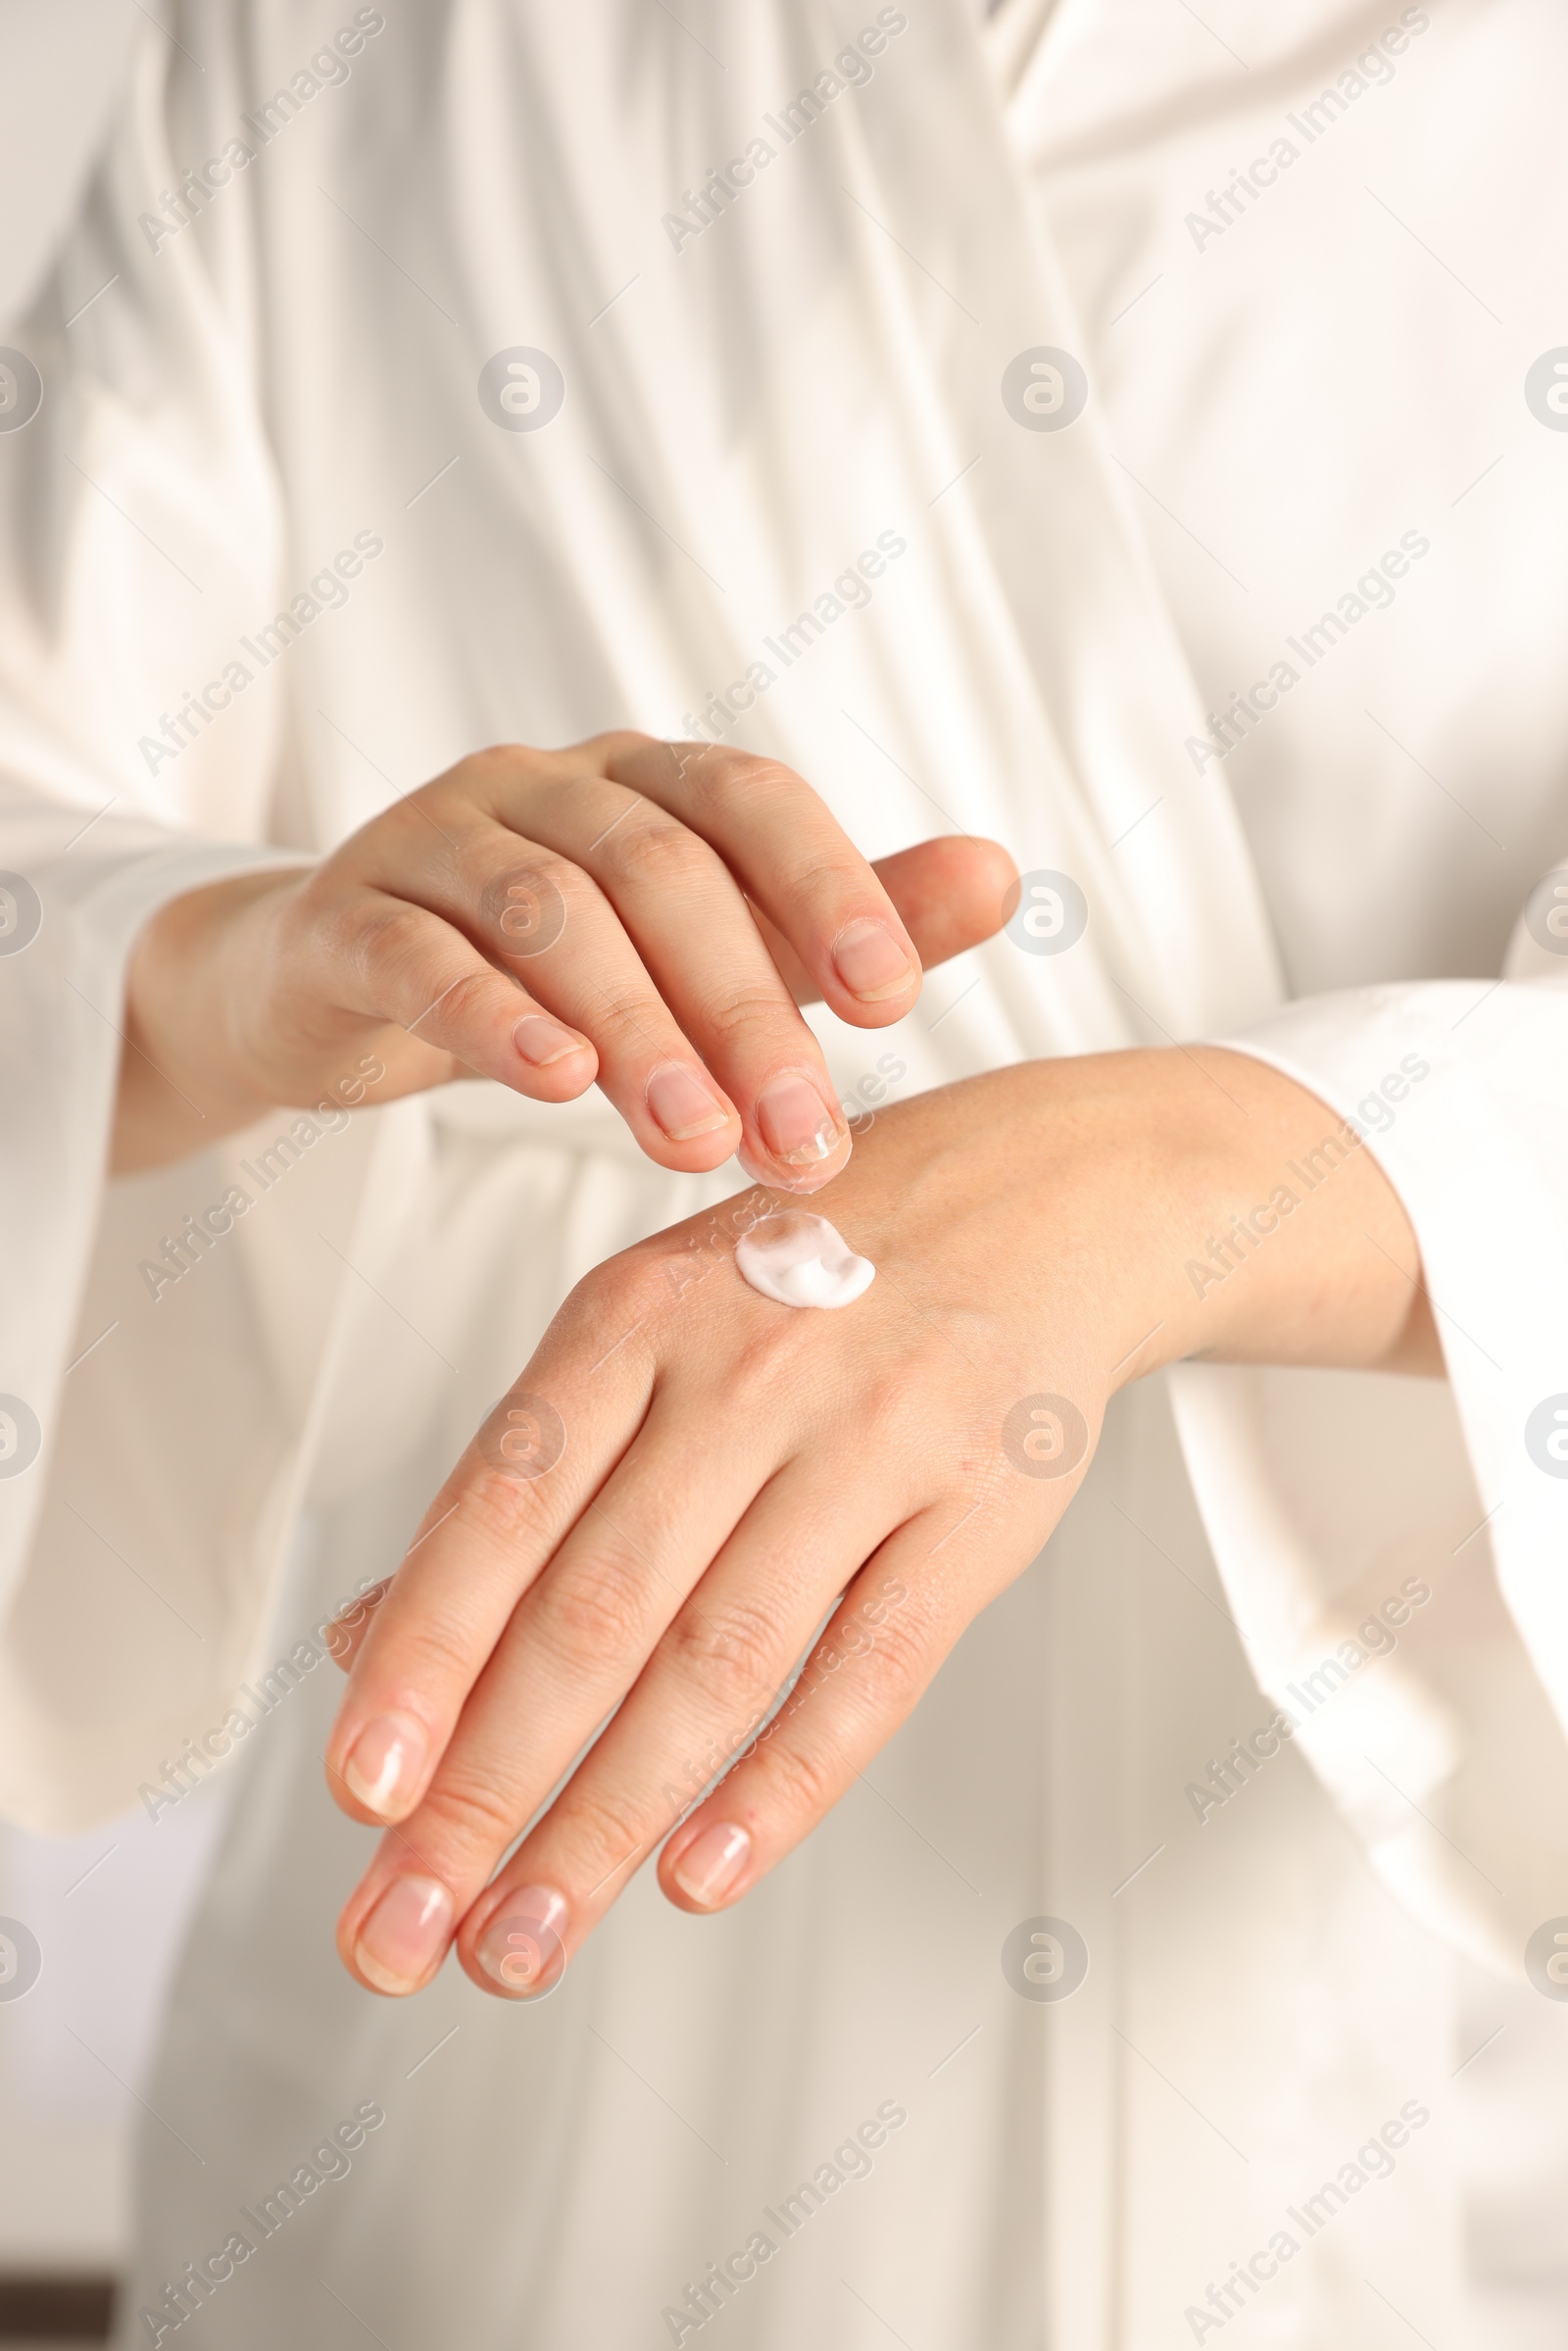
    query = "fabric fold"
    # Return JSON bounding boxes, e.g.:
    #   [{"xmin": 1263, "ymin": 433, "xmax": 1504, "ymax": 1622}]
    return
[{"xmin": 1172, "ymin": 957, "xmax": 1568, "ymax": 1977}]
